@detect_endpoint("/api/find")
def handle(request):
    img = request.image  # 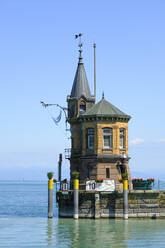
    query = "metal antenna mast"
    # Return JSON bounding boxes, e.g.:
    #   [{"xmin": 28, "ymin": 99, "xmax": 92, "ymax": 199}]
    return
[{"xmin": 94, "ymin": 43, "xmax": 96, "ymax": 101}]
